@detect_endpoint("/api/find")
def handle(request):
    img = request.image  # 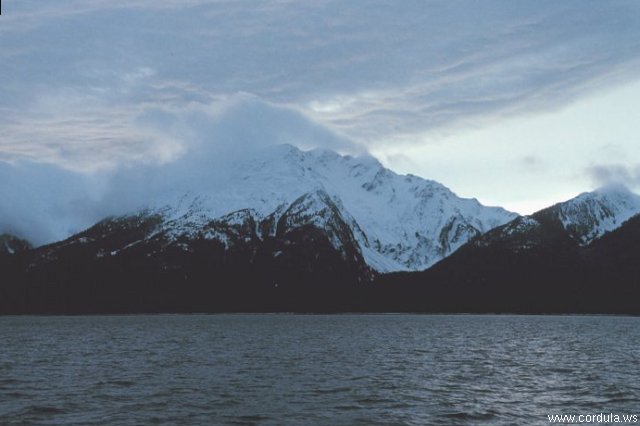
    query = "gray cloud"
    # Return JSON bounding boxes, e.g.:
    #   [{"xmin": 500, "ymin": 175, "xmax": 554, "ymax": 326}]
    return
[
  {"xmin": 520, "ymin": 155, "xmax": 546, "ymax": 172},
  {"xmin": 0, "ymin": 90, "xmax": 360, "ymax": 172},
  {"xmin": 0, "ymin": 160, "xmax": 103, "ymax": 244},
  {"xmin": 2, "ymin": 0, "xmax": 640, "ymax": 165},
  {"xmin": 586, "ymin": 164, "xmax": 640, "ymax": 188}
]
